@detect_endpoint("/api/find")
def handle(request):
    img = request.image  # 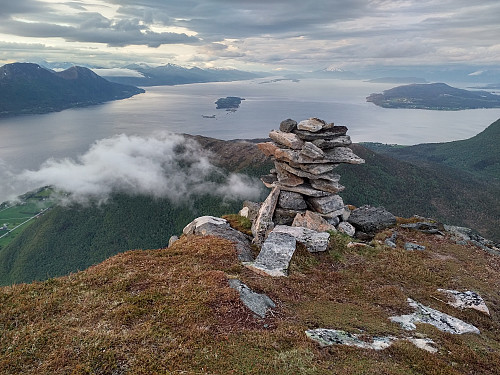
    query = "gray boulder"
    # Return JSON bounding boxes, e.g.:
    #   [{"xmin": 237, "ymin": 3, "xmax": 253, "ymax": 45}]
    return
[
  {"xmin": 348, "ymin": 205, "xmax": 396, "ymax": 237},
  {"xmin": 273, "ymin": 225, "xmax": 330, "ymax": 253},
  {"xmin": 279, "ymin": 118, "xmax": 297, "ymax": 132},
  {"xmin": 307, "ymin": 194, "xmax": 344, "ymax": 214},
  {"xmin": 228, "ymin": 279, "xmax": 276, "ymax": 318},
  {"xmin": 183, "ymin": 216, "xmax": 254, "ymax": 262}
]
